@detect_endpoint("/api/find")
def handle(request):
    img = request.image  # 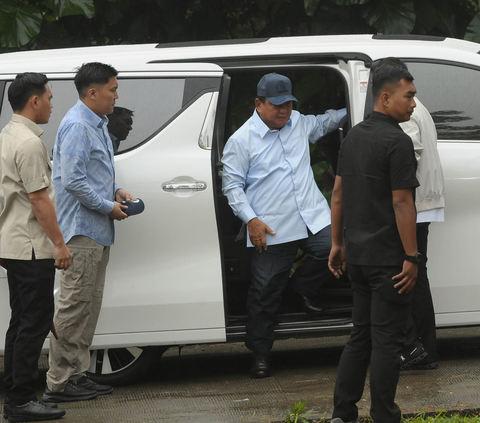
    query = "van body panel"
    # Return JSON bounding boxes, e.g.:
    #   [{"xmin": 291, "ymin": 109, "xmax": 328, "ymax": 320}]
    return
[
  {"xmin": 97, "ymin": 93, "xmax": 225, "ymax": 338},
  {"xmin": 428, "ymin": 143, "xmax": 480, "ymax": 314}
]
